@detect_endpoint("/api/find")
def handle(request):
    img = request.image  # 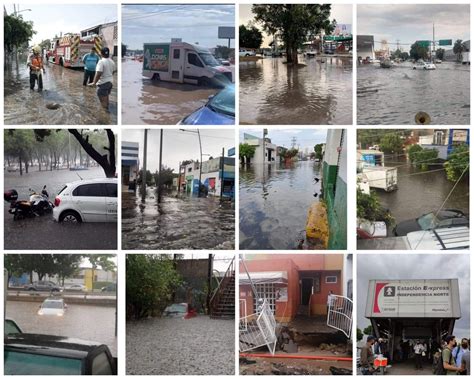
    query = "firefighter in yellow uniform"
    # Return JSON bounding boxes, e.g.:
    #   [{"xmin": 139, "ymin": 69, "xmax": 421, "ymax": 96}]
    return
[{"xmin": 27, "ymin": 46, "xmax": 45, "ymax": 91}]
